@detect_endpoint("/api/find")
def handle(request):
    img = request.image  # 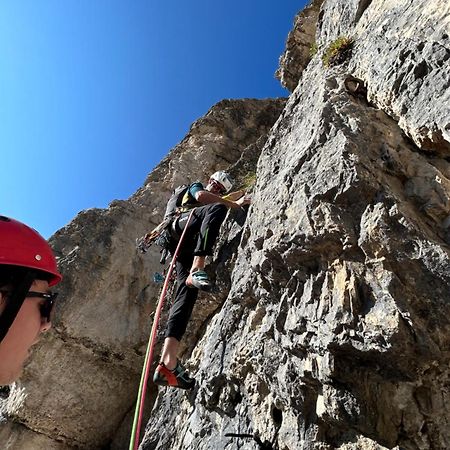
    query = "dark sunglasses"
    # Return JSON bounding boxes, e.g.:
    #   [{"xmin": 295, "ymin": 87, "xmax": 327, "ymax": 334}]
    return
[
  {"xmin": 209, "ymin": 179, "xmax": 226, "ymax": 194},
  {"xmin": 26, "ymin": 291, "xmax": 58, "ymax": 322},
  {"xmin": 0, "ymin": 290, "xmax": 58, "ymax": 322}
]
